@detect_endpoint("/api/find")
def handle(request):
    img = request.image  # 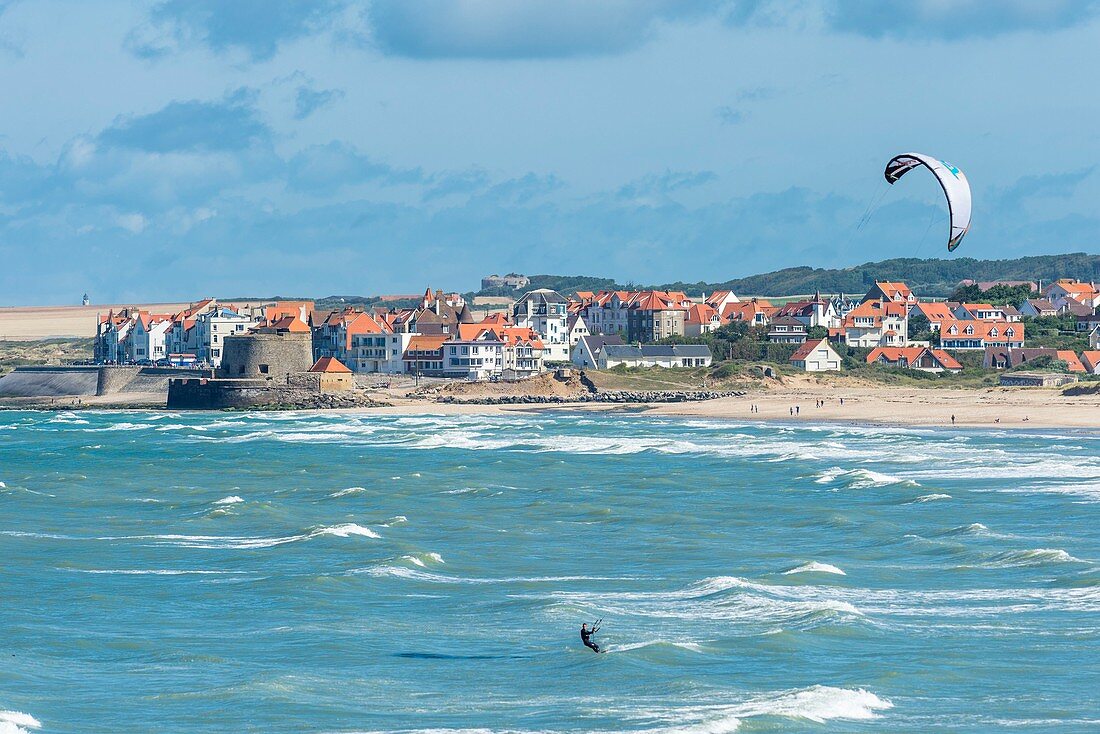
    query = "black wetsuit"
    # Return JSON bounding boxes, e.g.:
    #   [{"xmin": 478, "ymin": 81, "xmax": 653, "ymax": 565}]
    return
[{"xmin": 581, "ymin": 626, "xmax": 600, "ymax": 653}]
